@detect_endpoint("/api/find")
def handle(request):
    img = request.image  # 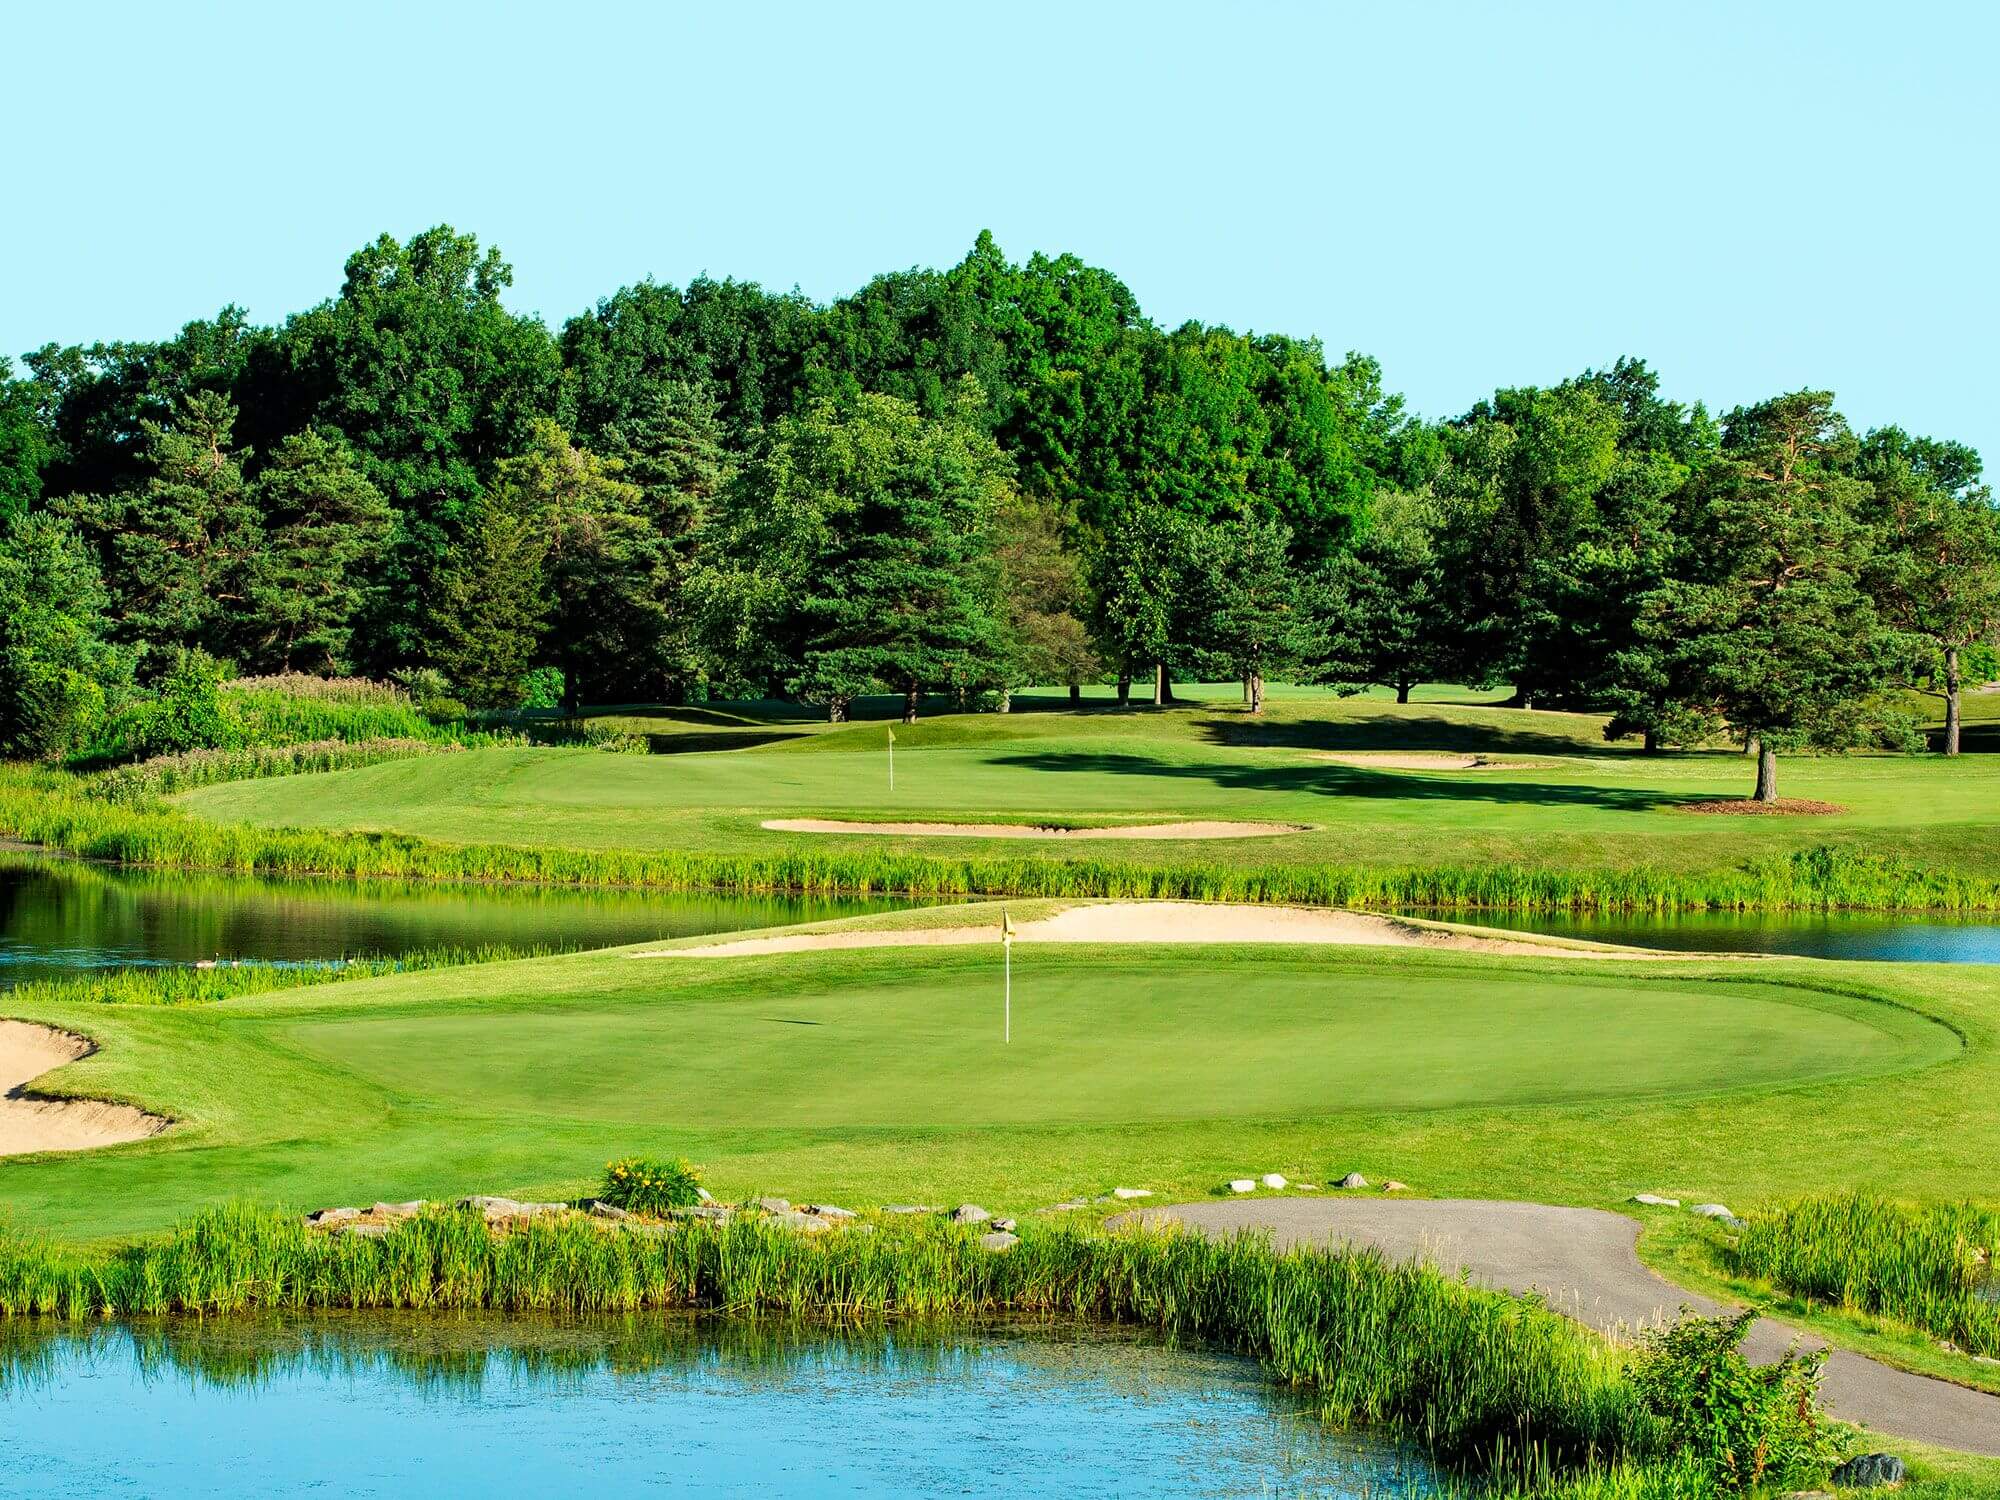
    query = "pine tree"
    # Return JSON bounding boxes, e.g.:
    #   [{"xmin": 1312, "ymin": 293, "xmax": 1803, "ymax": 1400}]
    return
[
  {"xmin": 239, "ymin": 430, "xmax": 392, "ymax": 673},
  {"xmin": 59, "ymin": 389, "xmax": 262, "ymax": 660},
  {"xmin": 426, "ymin": 492, "xmax": 548, "ymax": 709}
]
